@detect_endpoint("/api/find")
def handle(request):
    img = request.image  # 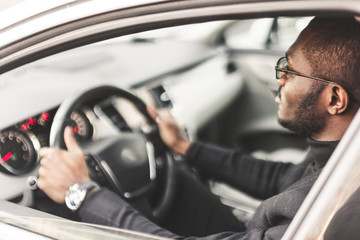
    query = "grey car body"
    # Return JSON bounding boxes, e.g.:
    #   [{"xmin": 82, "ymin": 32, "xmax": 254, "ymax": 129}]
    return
[{"xmin": 1, "ymin": 0, "xmax": 360, "ymax": 239}]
